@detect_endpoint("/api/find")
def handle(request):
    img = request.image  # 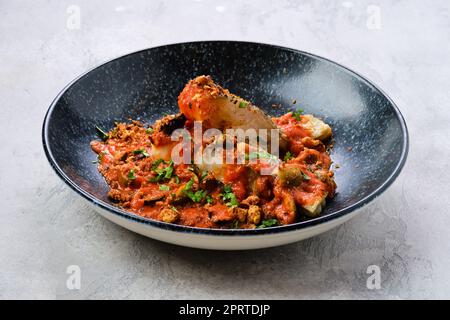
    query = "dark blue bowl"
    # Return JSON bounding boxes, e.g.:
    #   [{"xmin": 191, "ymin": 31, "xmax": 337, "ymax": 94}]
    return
[{"xmin": 42, "ymin": 41, "xmax": 408, "ymax": 241}]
